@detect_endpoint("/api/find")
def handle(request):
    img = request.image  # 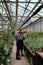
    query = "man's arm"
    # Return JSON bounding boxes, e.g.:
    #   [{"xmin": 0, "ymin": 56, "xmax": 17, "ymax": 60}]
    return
[{"xmin": 22, "ymin": 34, "xmax": 25, "ymax": 40}]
